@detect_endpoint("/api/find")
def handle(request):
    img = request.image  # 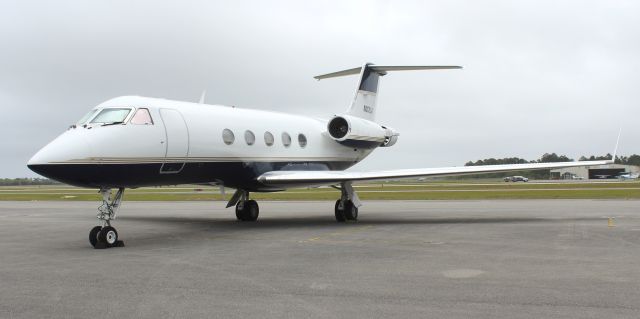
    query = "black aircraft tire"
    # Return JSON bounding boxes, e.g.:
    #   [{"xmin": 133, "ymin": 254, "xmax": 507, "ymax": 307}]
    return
[
  {"xmin": 236, "ymin": 200, "xmax": 259, "ymax": 221},
  {"xmin": 344, "ymin": 201, "xmax": 358, "ymax": 221},
  {"xmin": 334, "ymin": 200, "xmax": 346, "ymax": 222},
  {"xmin": 89, "ymin": 226, "xmax": 102, "ymax": 247},
  {"xmin": 235, "ymin": 203, "xmax": 244, "ymax": 221},
  {"xmin": 244, "ymin": 200, "xmax": 259, "ymax": 221},
  {"xmin": 98, "ymin": 226, "xmax": 118, "ymax": 247}
]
